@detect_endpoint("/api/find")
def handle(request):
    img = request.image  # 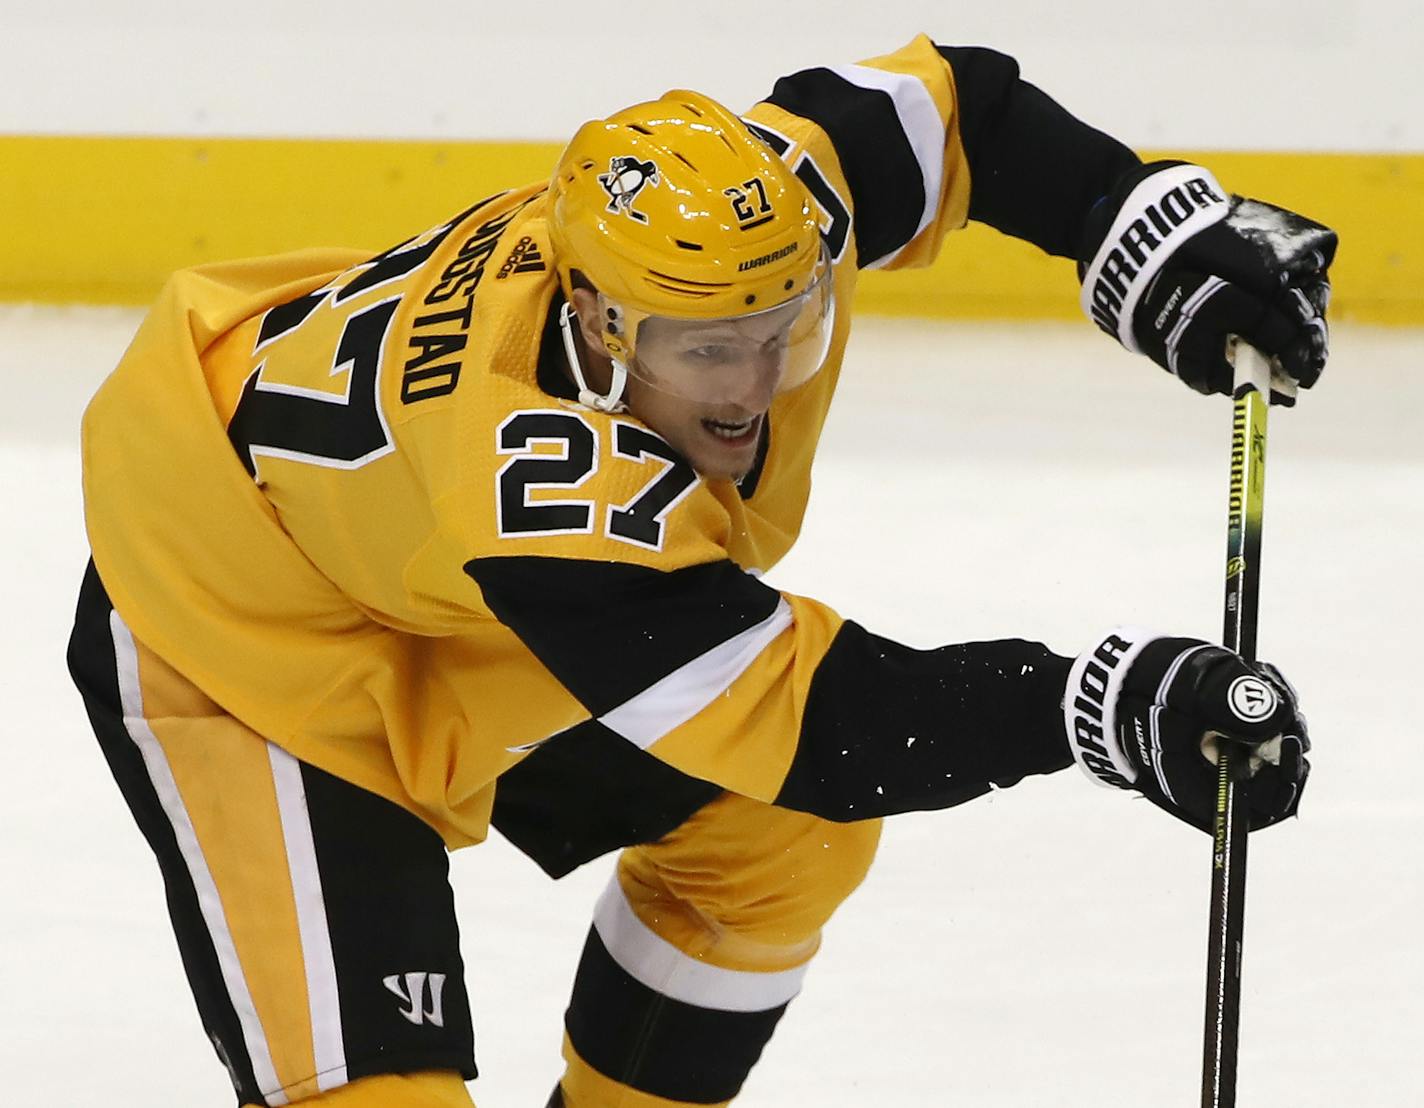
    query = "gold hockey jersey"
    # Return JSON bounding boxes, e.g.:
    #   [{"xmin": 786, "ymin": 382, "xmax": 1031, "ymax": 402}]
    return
[{"xmin": 82, "ymin": 36, "xmax": 1074, "ymax": 846}]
